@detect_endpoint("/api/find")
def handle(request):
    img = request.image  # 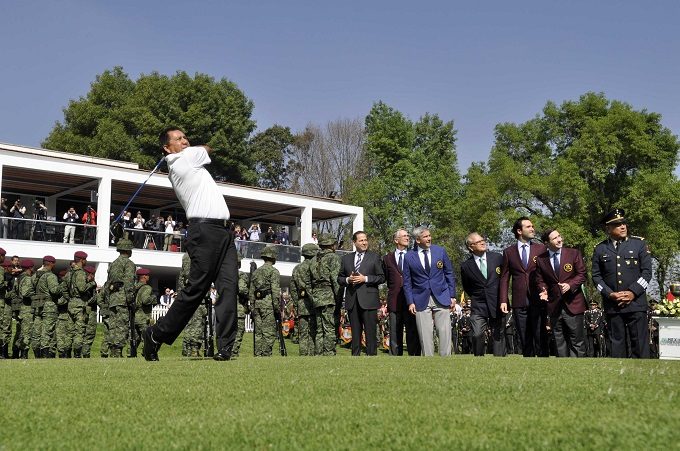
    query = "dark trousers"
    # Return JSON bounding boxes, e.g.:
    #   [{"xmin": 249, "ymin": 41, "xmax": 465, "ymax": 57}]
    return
[
  {"xmin": 152, "ymin": 222, "xmax": 238, "ymax": 353},
  {"xmin": 550, "ymin": 309, "xmax": 585, "ymax": 357},
  {"xmin": 470, "ymin": 313, "xmax": 506, "ymax": 356},
  {"xmin": 607, "ymin": 311, "xmax": 650, "ymax": 358},
  {"xmin": 348, "ymin": 303, "xmax": 377, "ymax": 356},
  {"xmin": 513, "ymin": 304, "xmax": 545, "ymax": 357},
  {"xmin": 388, "ymin": 309, "xmax": 421, "ymax": 356}
]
